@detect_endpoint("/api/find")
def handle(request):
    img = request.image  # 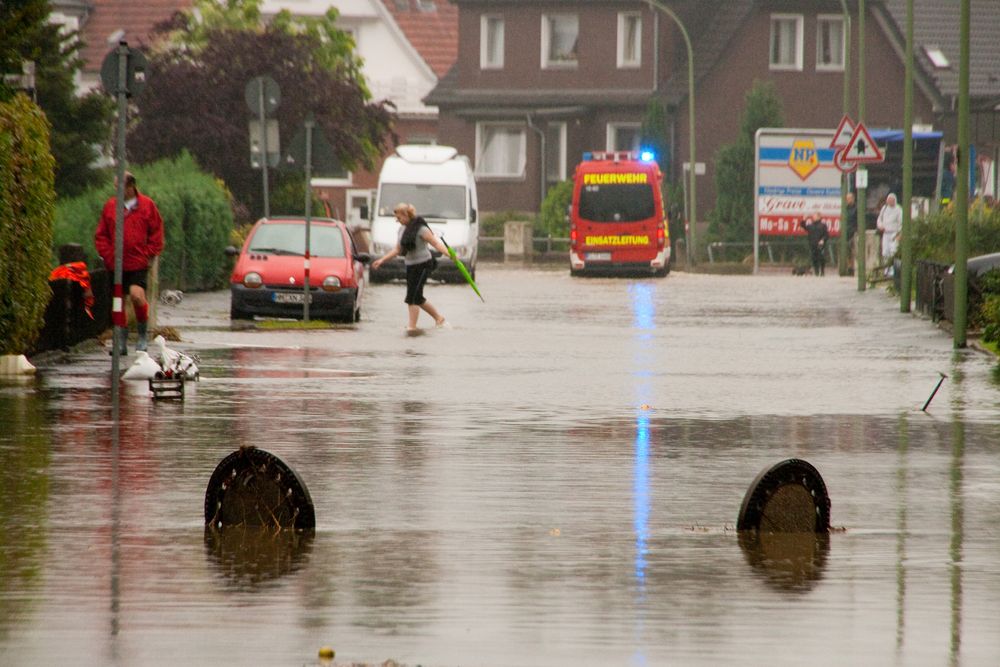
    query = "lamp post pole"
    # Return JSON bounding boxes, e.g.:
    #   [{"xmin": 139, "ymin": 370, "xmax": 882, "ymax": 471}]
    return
[{"xmin": 649, "ymin": 1, "xmax": 696, "ymax": 266}]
